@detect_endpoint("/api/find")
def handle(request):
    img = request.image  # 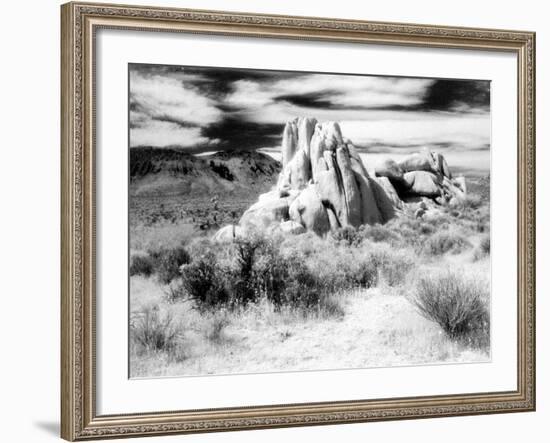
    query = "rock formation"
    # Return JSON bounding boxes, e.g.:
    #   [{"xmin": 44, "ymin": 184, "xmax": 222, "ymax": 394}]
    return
[
  {"xmin": 215, "ymin": 117, "xmax": 468, "ymax": 239},
  {"xmin": 391, "ymin": 148, "xmax": 466, "ymax": 204}
]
